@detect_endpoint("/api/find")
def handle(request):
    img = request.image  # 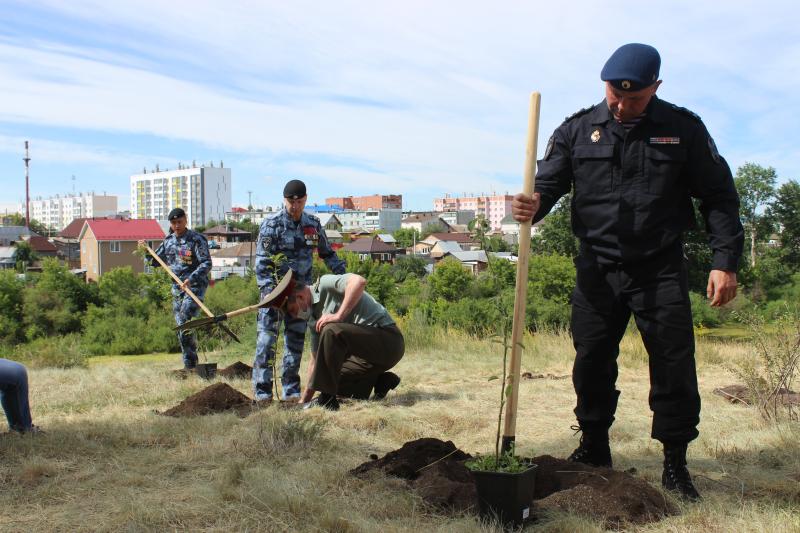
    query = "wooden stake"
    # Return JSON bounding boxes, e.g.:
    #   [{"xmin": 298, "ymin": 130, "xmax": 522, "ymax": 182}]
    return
[{"xmin": 501, "ymin": 92, "xmax": 541, "ymax": 454}]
